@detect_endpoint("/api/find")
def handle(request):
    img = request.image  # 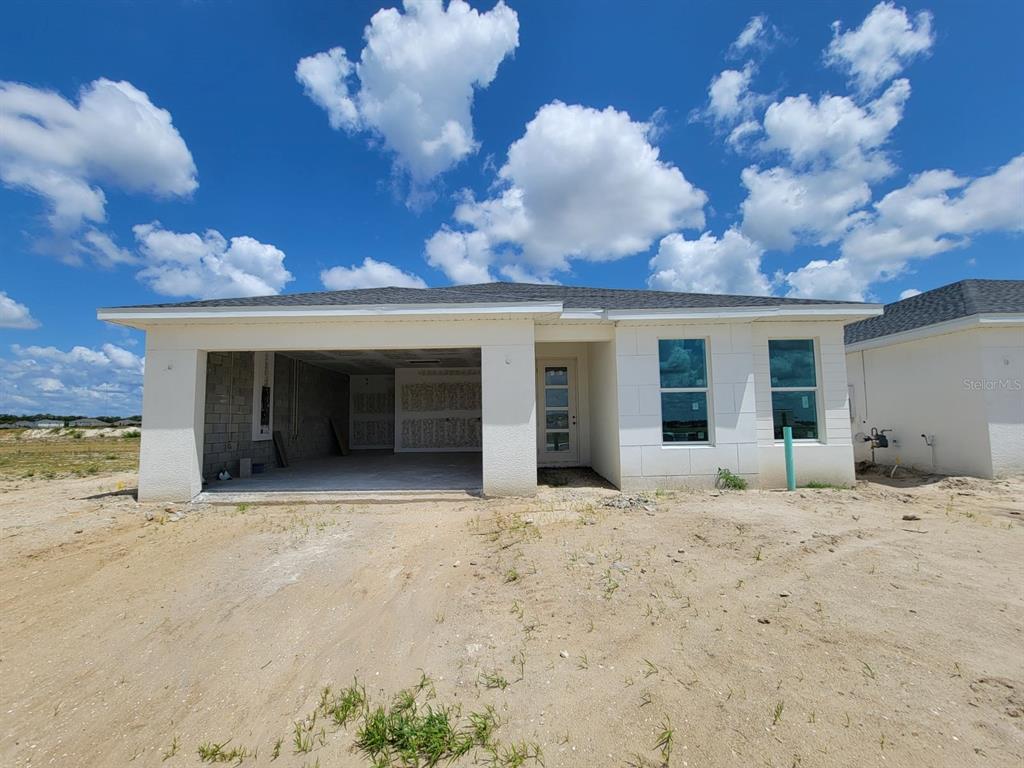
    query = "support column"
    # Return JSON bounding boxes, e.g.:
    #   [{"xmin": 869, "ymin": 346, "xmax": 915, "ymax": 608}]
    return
[
  {"xmin": 138, "ymin": 337, "xmax": 207, "ymax": 502},
  {"xmin": 481, "ymin": 326, "xmax": 537, "ymax": 496}
]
